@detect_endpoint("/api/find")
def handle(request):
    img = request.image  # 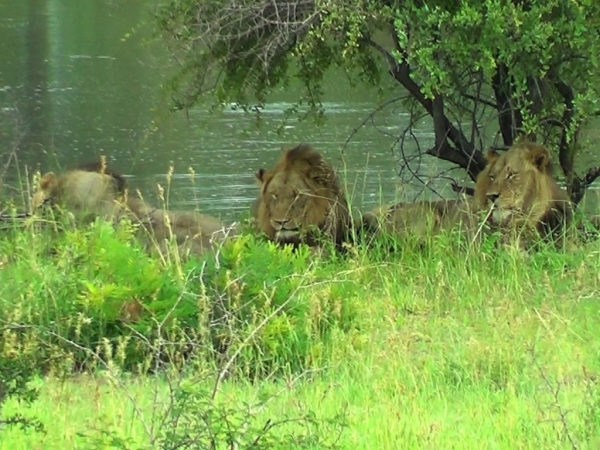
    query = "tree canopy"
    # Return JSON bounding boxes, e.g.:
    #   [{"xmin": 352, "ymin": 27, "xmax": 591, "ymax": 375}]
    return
[{"xmin": 155, "ymin": 0, "xmax": 600, "ymax": 204}]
